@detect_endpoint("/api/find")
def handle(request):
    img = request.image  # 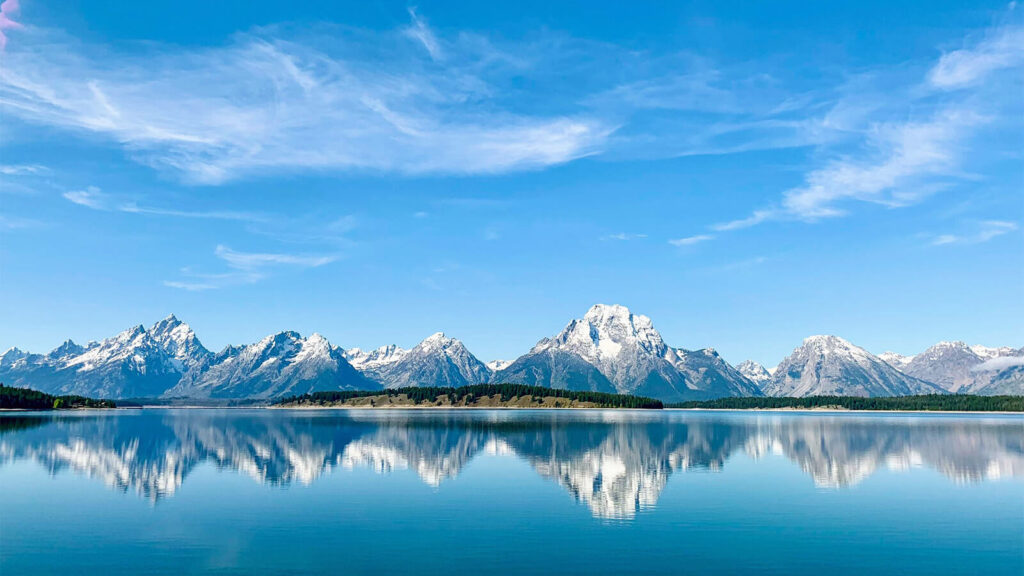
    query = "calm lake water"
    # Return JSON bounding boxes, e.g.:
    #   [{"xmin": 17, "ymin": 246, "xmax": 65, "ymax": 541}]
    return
[{"xmin": 1, "ymin": 409, "xmax": 1021, "ymax": 575}]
